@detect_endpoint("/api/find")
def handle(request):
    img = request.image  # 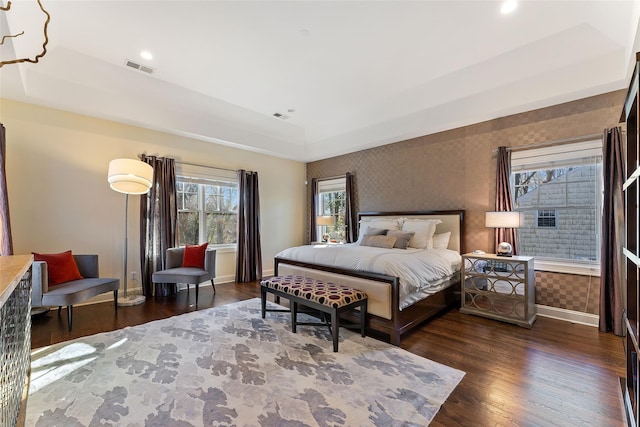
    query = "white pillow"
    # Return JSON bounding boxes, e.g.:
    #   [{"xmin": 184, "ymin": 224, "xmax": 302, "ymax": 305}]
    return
[
  {"xmin": 401, "ymin": 219, "xmax": 442, "ymax": 249},
  {"xmin": 368, "ymin": 218, "xmax": 402, "ymax": 230},
  {"xmin": 432, "ymin": 232, "xmax": 451, "ymax": 249}
]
